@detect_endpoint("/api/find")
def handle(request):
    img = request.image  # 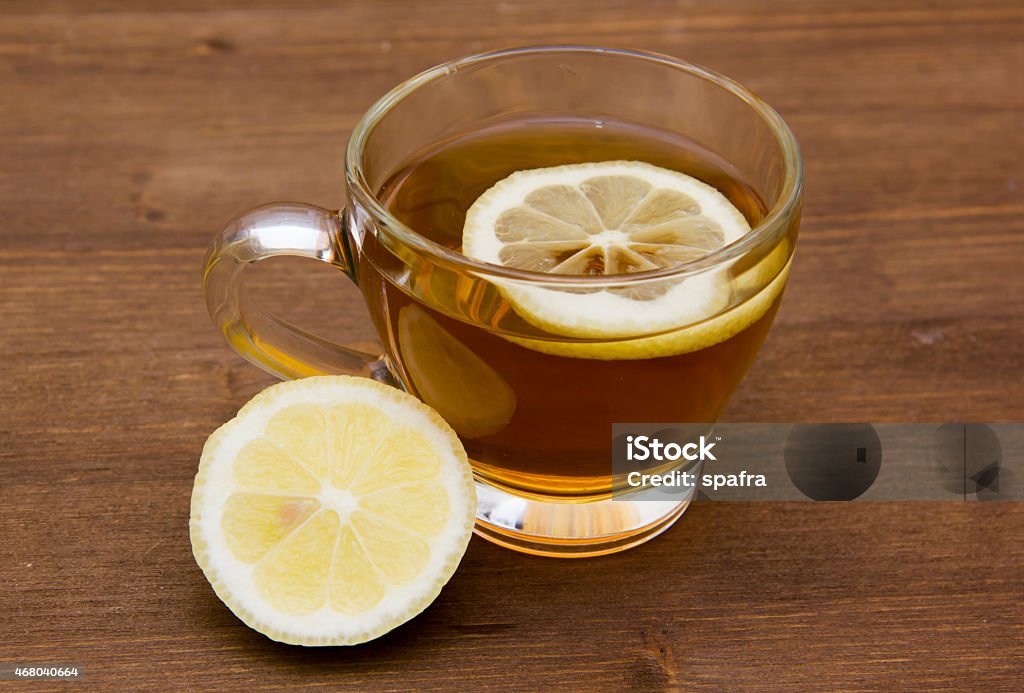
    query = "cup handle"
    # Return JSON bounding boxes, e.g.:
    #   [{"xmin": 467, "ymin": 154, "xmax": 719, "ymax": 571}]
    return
[{"xmin": 203, "ymin": 202, "xmax": 392, "ymax": 383}]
